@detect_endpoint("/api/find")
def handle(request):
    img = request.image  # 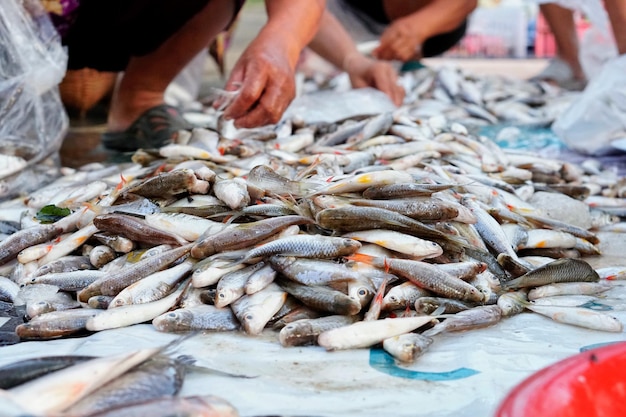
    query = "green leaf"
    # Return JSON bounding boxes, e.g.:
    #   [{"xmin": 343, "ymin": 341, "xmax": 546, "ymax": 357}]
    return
[{"xmin": 36, "ymin": 205, "xmax": 71, "ymax": 223}]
